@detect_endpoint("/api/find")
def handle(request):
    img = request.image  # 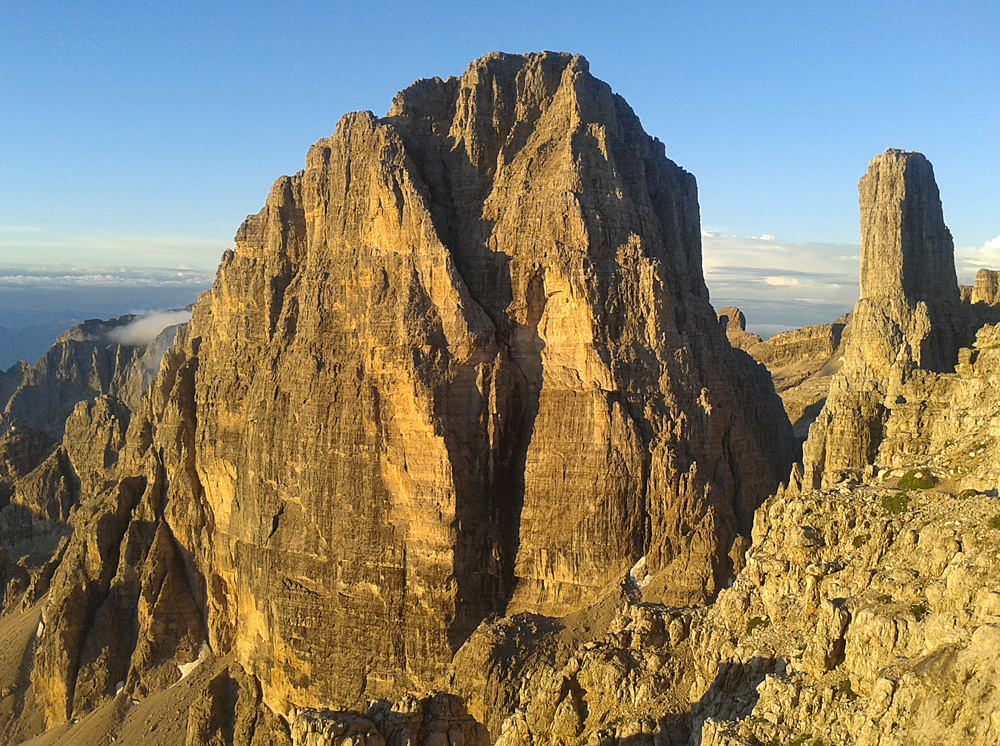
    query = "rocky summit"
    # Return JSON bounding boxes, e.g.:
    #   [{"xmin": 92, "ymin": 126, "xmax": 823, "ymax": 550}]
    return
[
  {"xmin": 0, "ymin": 56, "xmax": 998, "ymax": 746},
  {"xmin": 180, "ymin": 50, "xmax": 793, "ymax": 713}
]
